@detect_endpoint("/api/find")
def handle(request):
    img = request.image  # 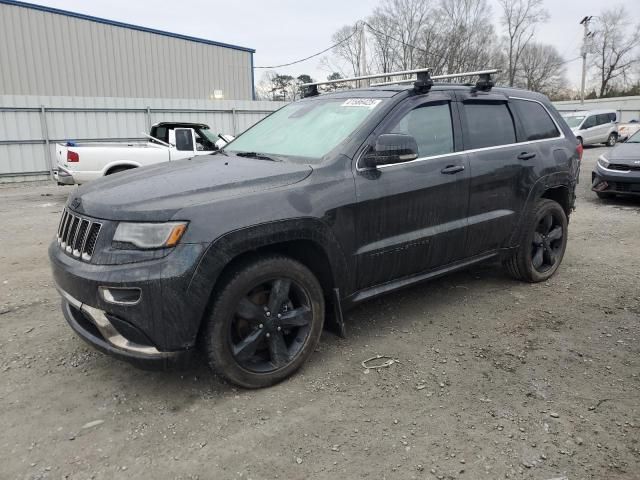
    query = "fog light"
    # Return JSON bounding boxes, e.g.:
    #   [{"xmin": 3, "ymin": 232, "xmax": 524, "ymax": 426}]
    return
[{"xmin": 99, "ymin": 286, "xmax": 141, "ymax": 306}]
